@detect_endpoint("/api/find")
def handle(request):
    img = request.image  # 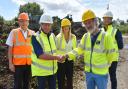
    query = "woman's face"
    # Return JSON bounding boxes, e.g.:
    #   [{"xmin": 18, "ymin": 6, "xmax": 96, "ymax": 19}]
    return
[{"xmin": 62, "ymin": 26, "xmax": 70, "ymax": 34}]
